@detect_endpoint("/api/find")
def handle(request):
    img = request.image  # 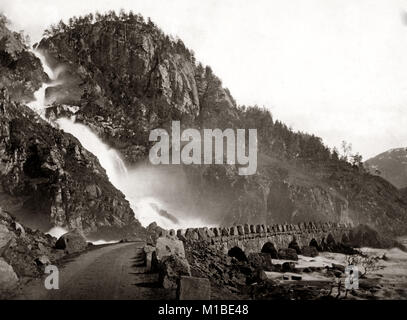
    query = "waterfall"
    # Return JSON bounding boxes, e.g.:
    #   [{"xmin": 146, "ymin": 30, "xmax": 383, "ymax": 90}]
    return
[
  {"xmin": 27, "ymin": 50, "xmax": 208, "ymax": 232},
  {"xmin": 56, "ymin": 117, "xmax": 127, "ymax": 189}
]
